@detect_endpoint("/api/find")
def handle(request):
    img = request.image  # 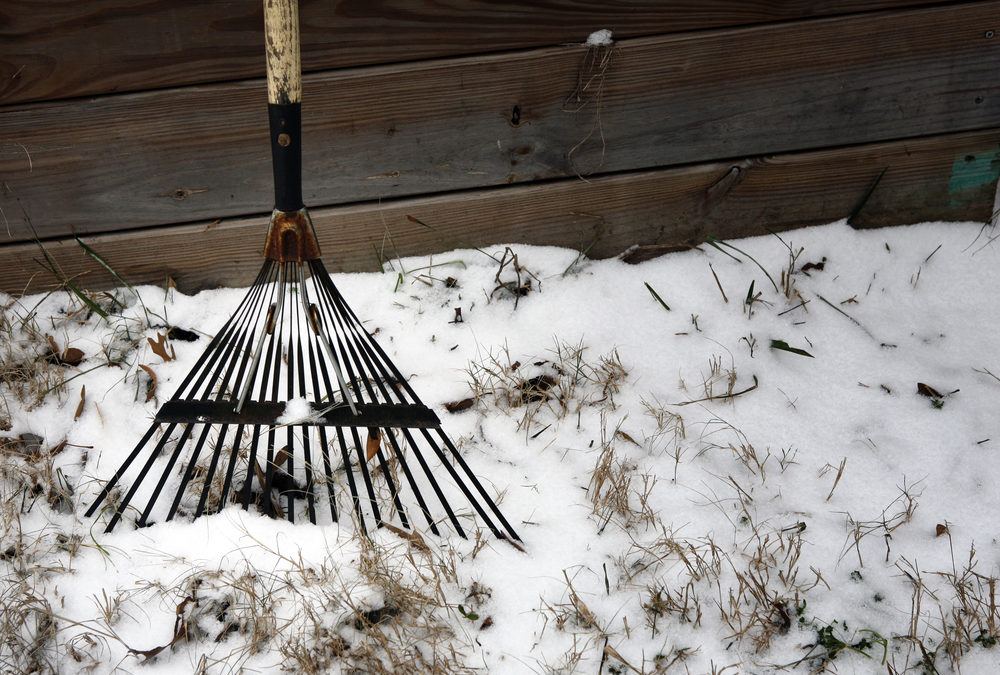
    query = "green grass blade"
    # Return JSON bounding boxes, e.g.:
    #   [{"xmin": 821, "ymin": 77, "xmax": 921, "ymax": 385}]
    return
[
  {"xmin": 644, "ymin": 282, "xmax": 670, "ymax": 311},
  {"xmin": 707, "ymin": 236, "xmax": 779, "ymax": 292},
  {"xmin": 770, "ymin": 339, "xmax": 813, "ymax": 358}
]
